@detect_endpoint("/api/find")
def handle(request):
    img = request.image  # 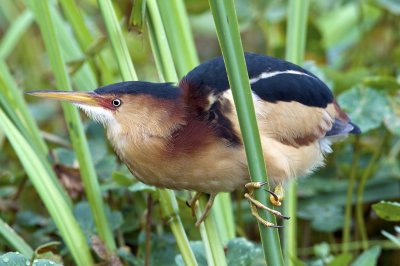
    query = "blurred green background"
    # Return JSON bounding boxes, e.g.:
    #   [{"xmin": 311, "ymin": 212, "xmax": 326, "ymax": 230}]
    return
[{"xmin": 0, "ymin": 0, "xmax": 399, "ymax": 265}]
